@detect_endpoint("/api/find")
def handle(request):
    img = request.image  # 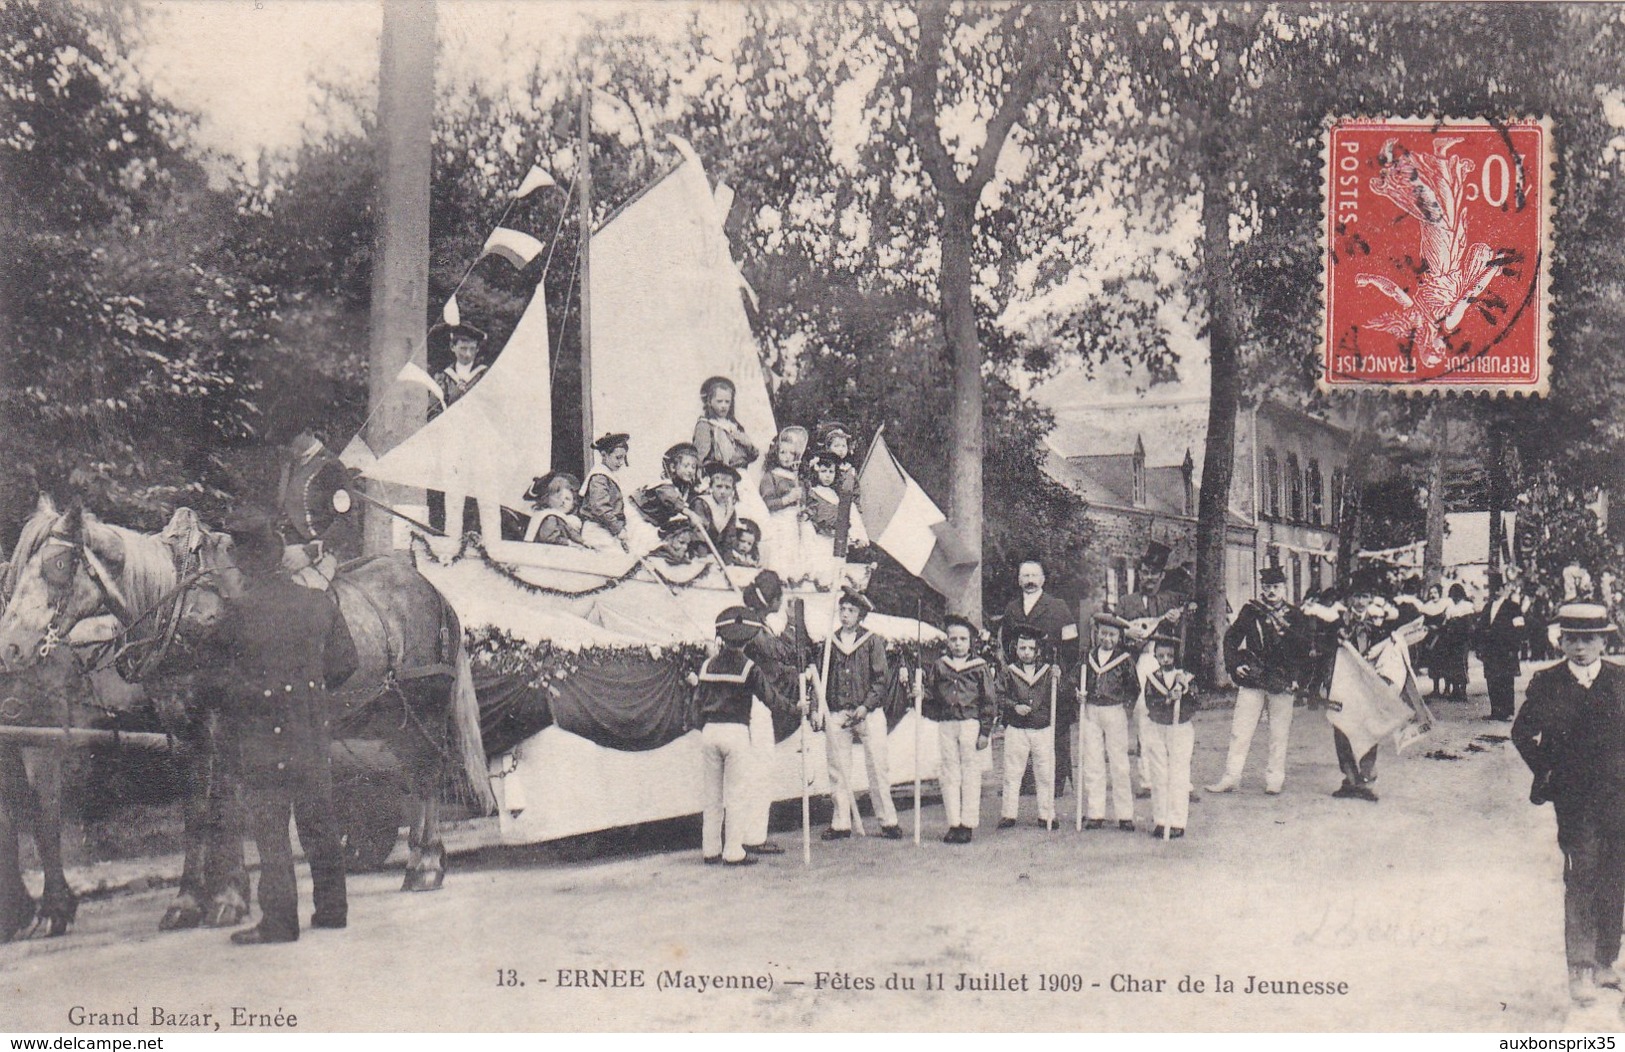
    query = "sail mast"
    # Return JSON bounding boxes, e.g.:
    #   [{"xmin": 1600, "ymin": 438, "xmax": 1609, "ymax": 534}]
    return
[{"xmin": 578, "ymin": 82, "xmax": 594, "ymax": 477}]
